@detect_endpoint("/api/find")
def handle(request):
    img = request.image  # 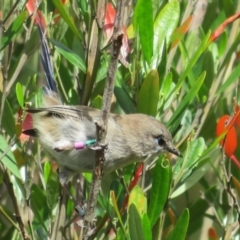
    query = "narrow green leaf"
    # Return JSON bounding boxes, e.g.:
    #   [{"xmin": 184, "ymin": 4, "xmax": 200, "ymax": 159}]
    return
[
  {"xmin": 135, "ymin": 0, "xmax": 153, "ymax": 64},
  {"xmin": 148, "ymin": 158, "xmax": 171, "ymax": 226},
  {"xmin": 44, "ymin": 162, "xmax": 51, "ymax": 183},
  {"xmin": 160, "ymin": 72, "xmax": 172, "ymax": 102},
  {"xmin": 202, "ymin": 51, "xmax": 215, "ymax": 90},
  {"xmin": 183, "ymin": 137, "xmax": 205, "ymax": 168},
  {"xmin": 137, "ymin": 70, "xmax": 159, "ymax": 116},
  {"xmin": 169, "ymin": 209, "xmax": 189, "ymax": 240},
  {"xmin": 1, "ymin": 11, "xmax": 27, "ymax": 50},
  {"xmin": 52, "ymin": 0, "xmax": 82, "ymax": 40},
  {"xmin": 172, "ymin": 31, "xmax": 211, "ymax": 93},
  {"xmin": 142, "ymin": 213, "xmax": 152, "ymax": 240},
  {"xmin": 173, "ymin": 137, "xmax": 206, "ymax": 184},
  {"xmin": 116, "ymin": 227, "xmax": 126, "ymax": 240},
  {"xmin": 171, "ymin": 158, "xmax": 212, "ymax": 198},
  {"xmin": 152, "ymin": 0, "xmax": 180, "ymax": 68},
  {"xmin": 53, "ymin": 17, "xmax": 69, "ymax": 41},
  {"xmin": 110, "ymin": 191, "xmax": 126, "ymax": 237},
  {"xmin": 216, "ymin": 62, "xmax": 240, "ymax": 95},
  {"xmin": 16, "ymin": 82, "xmax": 24, "ymax": 108},
  {"xmin": 128, "ymin": 204, "xmax": 145, "ymax": 240},
  {"xmin": 168, "ymin": 71, "xmax": 206, "ymax": 126},
  {"xmin": 115, "ymin": 75, "xmax": 136, "ymax": 114},
  {"xmin": 0, "ymin": 135, "xmax": 21, "ymax": 179},
  {"xmin": 219, "ymin": 33, "xmax": 240, "ymax": 72},
  {"xmin": 128, "ymin": 185, "xmax": 147, "ymax": 215},
  {"xmin": 50, "ymin": 39, "xmax": 86, "ymax": 73}
]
